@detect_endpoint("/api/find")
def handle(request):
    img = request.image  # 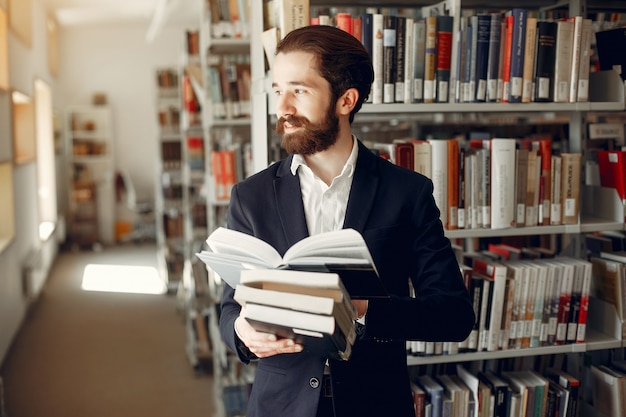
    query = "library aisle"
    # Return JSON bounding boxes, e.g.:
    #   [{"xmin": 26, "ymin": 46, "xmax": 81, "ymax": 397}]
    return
[{"xmin": 0, "ymin": 243, "xmax": 214, "ymax": 417}]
